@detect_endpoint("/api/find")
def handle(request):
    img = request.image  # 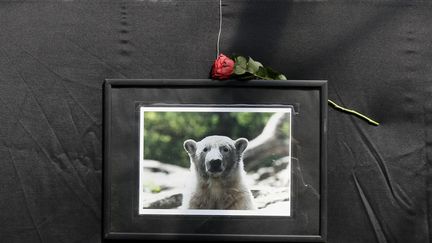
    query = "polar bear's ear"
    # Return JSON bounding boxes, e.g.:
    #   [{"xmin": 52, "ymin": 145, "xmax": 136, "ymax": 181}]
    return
[
  {"xmin": 235, "ymin": 138, "xmax": 249, "ymax": 154},
  {"xmin": 184, "ymin": 139, "xmax": 197, "ymax": 154}
]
